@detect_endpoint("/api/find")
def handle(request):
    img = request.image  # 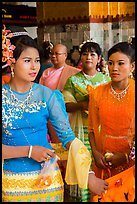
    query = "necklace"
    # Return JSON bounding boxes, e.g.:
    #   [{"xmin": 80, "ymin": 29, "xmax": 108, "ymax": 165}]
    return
[
  {"xmin": 9, "ymin": 85, "xmax": 33, "ymax": 110},
  {"xmin": 110, "ymin": 84, "xmax": 129, "ymax": 101},
  {"xmin": 83, "ymin": 72, "xmax": 97, "ymax": 80}
]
